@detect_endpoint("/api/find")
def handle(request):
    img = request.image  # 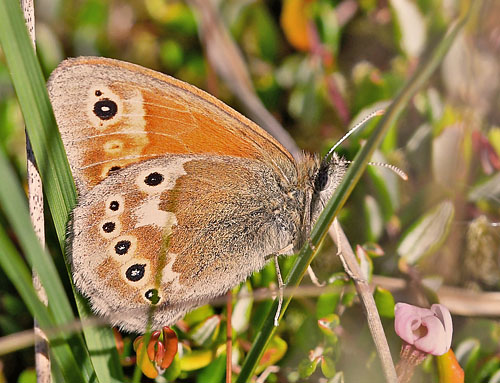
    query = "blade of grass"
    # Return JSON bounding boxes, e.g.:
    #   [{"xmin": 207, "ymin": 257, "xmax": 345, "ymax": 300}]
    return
[
  {"xmin": 0, "ymin": 225, "xmax": 87, "ymax": 383},
  {"xmin": 0, "ymin": 0, "xmax": 124, "ymax": 381},
  {"xmin": 236, "ymin": 11, "xmax": 470, "ymax": 383},
  {"xmin": 0, "ymin": 149, "xmax": 94, "ymax": 381},
  {"xmin": 0, "ymin": 0, "xmax": 75, "ymax": 241}
]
